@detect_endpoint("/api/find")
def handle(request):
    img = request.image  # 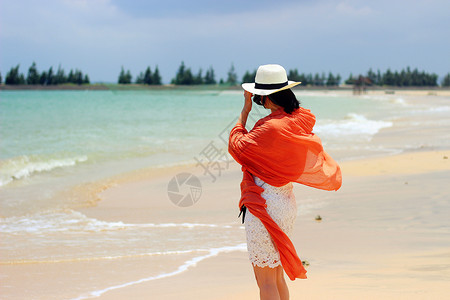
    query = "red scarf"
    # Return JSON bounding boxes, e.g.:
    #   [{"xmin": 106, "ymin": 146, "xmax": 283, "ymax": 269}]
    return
[{"xmin": 229, "ymin": 107, "xmax": 342, "ymax": 280}]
